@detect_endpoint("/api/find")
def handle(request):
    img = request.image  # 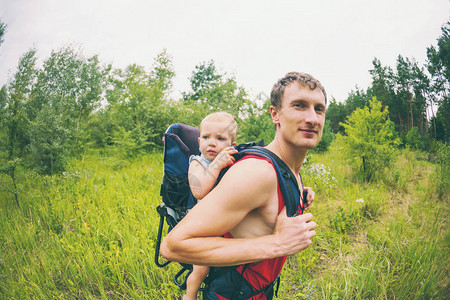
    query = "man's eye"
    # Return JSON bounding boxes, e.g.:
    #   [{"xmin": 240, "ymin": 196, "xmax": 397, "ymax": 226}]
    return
[{"xmin": 315, "ymin": 106, "xmax": 325, "ymax": 113}]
